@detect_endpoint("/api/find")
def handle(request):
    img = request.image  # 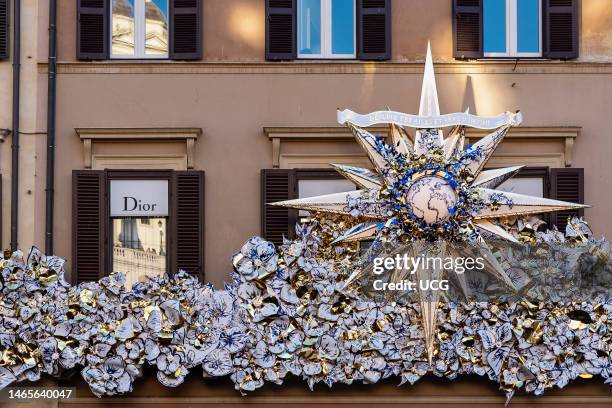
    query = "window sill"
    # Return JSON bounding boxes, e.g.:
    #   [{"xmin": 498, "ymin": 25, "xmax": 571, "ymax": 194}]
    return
[{"xmin": 478, "ymin": 57, "xmax": 549, "ymax": 61}]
